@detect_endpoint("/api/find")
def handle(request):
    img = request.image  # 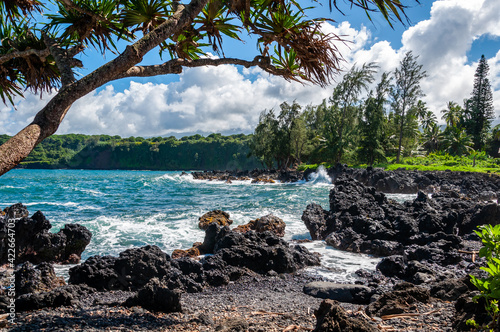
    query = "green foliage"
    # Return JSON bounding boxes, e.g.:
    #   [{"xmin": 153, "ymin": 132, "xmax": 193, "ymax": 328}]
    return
[
  {"xmin": 467, "ymin": 224, "xmax": 500, "ymax": 331},
  {"xmin": 386, "ymin": 152, "xmax": 500, "ymax": 174},
  {"xmin": 464, "ymin": 55, "xmax": 495, "ymax": 151},
  {"xmin": 10, "ymin": 133, "xmax": 259, "ymax": 170}
]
